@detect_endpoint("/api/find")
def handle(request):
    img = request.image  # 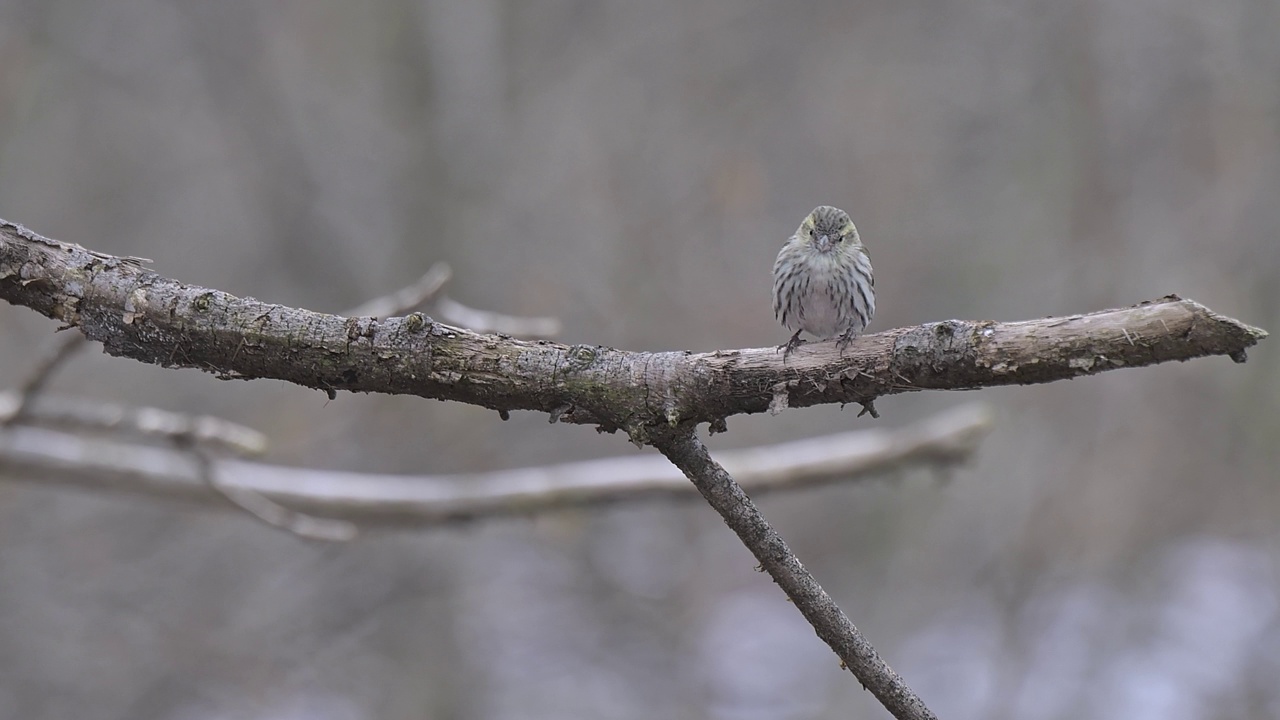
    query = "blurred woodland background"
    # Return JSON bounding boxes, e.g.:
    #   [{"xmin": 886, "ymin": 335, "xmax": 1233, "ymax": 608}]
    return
[{"xmin": 1, "ymin": 1, "xmax": 1277, "ymax": 719}]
